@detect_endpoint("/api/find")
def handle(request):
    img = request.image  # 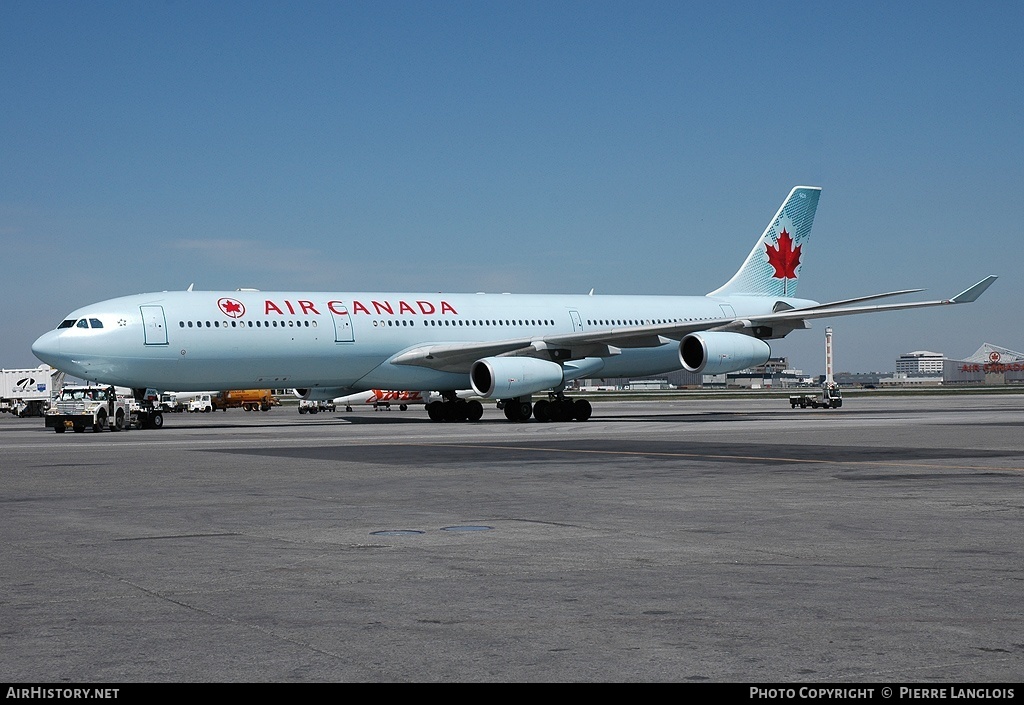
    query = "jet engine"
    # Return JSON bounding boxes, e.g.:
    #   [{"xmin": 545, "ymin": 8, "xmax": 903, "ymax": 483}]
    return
[
  {"xmin": 680, "ymin": 331, "xmax": 771, "ymax": 375},
  {"xmin": 293, "ymin": 387, "xmax": 351, "ymax": 401},
  {"xmin": 470, "ymin": 357, "xmax": 565, "ymax": 399}
]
